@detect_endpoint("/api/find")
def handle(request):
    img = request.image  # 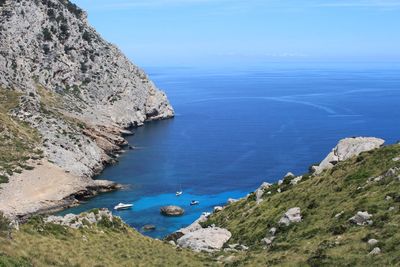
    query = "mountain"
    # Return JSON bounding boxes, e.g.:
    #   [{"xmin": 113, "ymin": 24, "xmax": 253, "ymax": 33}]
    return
[{"xmin": 0, "ymin": 0, "xmax": 173, "ymax": 179}]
